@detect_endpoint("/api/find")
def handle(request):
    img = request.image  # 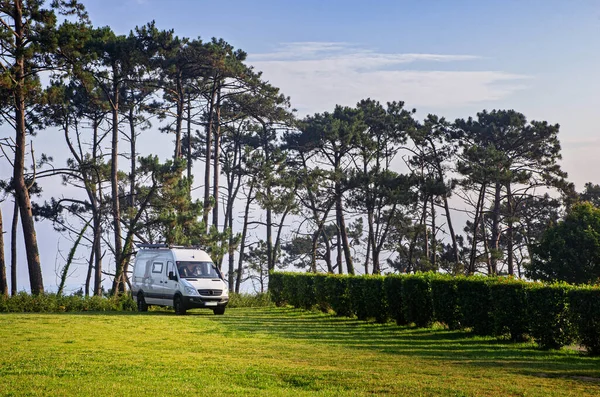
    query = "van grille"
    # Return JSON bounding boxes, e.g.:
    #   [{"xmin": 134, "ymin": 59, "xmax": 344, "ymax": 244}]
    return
[{"xmin": 198, "ymin": 289, "xmax": 222, "ymax": 296}]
